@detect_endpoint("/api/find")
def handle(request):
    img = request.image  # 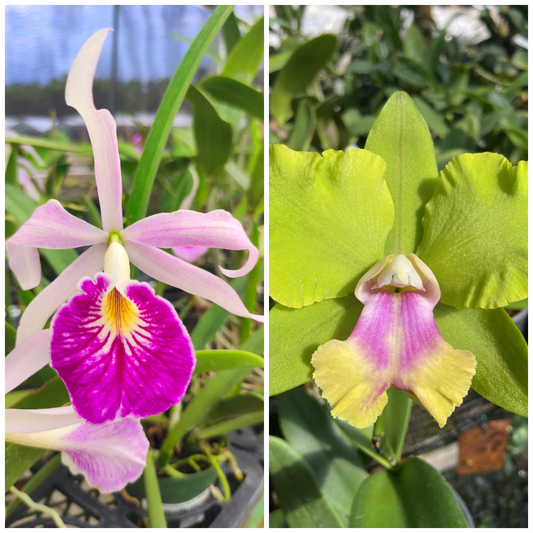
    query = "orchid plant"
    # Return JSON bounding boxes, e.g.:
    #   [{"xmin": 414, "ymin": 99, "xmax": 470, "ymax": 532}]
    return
[
  {"xmin": 269, "ymin": 92, "xmax": 527, "ymax": 527},
  {"xmin": 6, "ymin": 8, "xmax": 264, "ymax": 512}
]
